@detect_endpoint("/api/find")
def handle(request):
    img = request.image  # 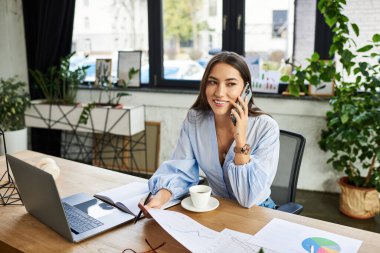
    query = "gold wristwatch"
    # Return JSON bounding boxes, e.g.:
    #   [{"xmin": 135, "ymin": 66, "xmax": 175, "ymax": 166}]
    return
[{"xmin": 234, "ymin": 144, "xmax": 251, "ymax": 155}]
